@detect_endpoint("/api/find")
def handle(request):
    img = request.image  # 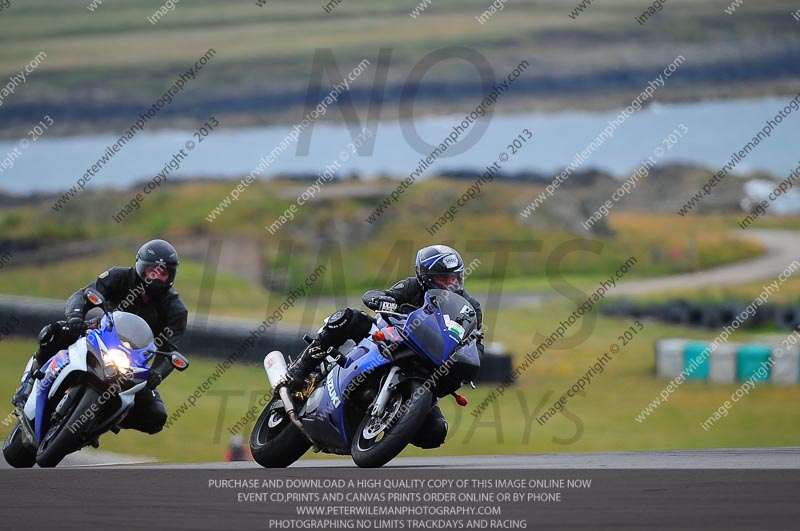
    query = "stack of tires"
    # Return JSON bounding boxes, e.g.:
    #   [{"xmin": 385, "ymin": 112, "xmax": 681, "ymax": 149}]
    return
[
  {"xmin": 601, "ymin": 299, "xmax": 791, "ymax": 330},
  {"xmin": 775, "ymin": 306, "xmax": 800, "ymax": 331},
  {"xmin": 474, "ymin": 342, "xmax": 514, "ymax": 384}
]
